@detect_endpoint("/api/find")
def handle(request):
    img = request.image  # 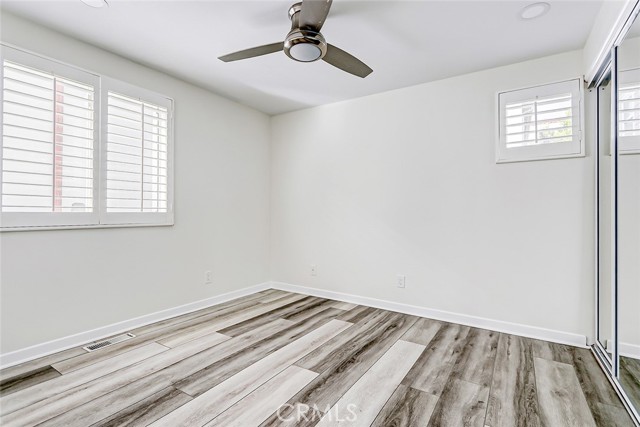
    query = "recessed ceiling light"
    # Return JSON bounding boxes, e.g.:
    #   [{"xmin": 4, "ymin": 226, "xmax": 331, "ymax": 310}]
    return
[
  {"xmin": 520, "ymin": 2, "xmax": 551, "ymax": 20},
  {"xmin": 80, "ymin": 0, "xmax": 108, "ymax": 8}
]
